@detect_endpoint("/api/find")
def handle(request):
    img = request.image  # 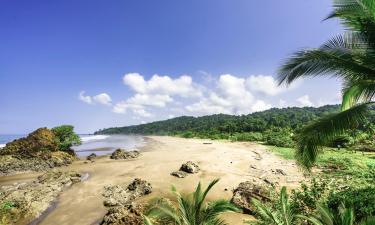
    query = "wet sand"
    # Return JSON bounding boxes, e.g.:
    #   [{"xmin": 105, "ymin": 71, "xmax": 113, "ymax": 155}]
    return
[{"xmin": 0, "ymin": 136, "xmax": 305, "ymax": 225}]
